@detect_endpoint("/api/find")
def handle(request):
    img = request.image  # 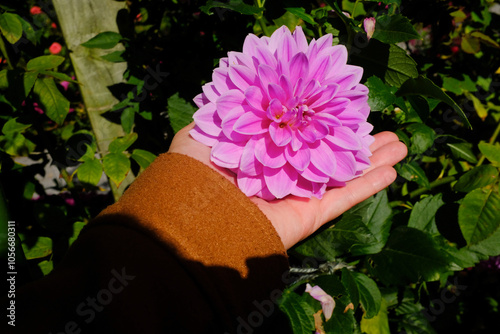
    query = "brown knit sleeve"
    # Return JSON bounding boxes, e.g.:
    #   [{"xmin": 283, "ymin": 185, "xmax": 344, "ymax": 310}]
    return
[
  {"xmin": 15, "ymin": 152, "xmax": 290, "ymax": 334},
  {"xmin": 93, "ymin": 152, "xmax": 288, "ymax": 277}
]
